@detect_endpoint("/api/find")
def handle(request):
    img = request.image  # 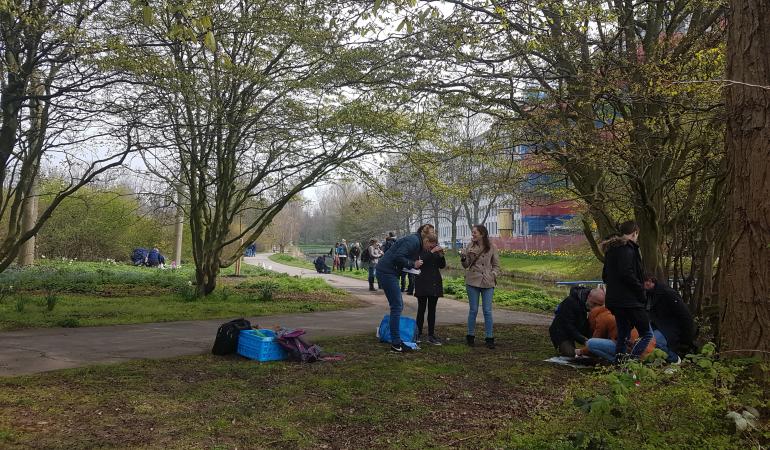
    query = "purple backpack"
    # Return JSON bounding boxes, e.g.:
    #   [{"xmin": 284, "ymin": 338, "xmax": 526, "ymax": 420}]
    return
[{"xmin": 276, "ymin": 329, "xmax": 343, "ymax": 363}]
